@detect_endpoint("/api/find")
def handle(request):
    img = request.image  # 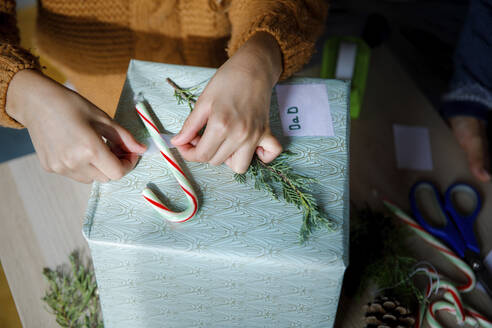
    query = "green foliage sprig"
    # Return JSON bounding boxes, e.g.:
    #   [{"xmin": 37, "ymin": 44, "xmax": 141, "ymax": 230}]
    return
[
  {"xmin": 42, "ymin": 252, "xmax": 103, "ymax": 328},
  {"xmin": 166, "ymin": 78, "xmax": 199, "ymax": 110},
  {"xmin": 235, "ymin": 152, "xmax": 335, "ymax": 242},
  {"xmin": 166, "ymin": 78, "xmax": 335, "ymax": 241}
]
